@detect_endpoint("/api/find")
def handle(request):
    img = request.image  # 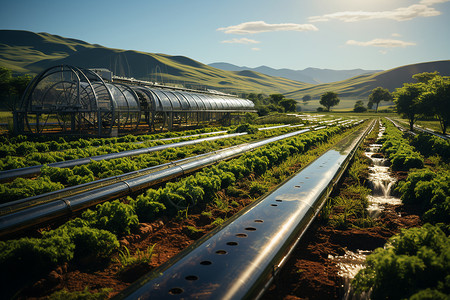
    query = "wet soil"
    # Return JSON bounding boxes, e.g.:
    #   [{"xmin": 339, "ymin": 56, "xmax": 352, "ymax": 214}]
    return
[{"xmin": 261, "ymin": 203, "xmax": 421, "ymax": 300}]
